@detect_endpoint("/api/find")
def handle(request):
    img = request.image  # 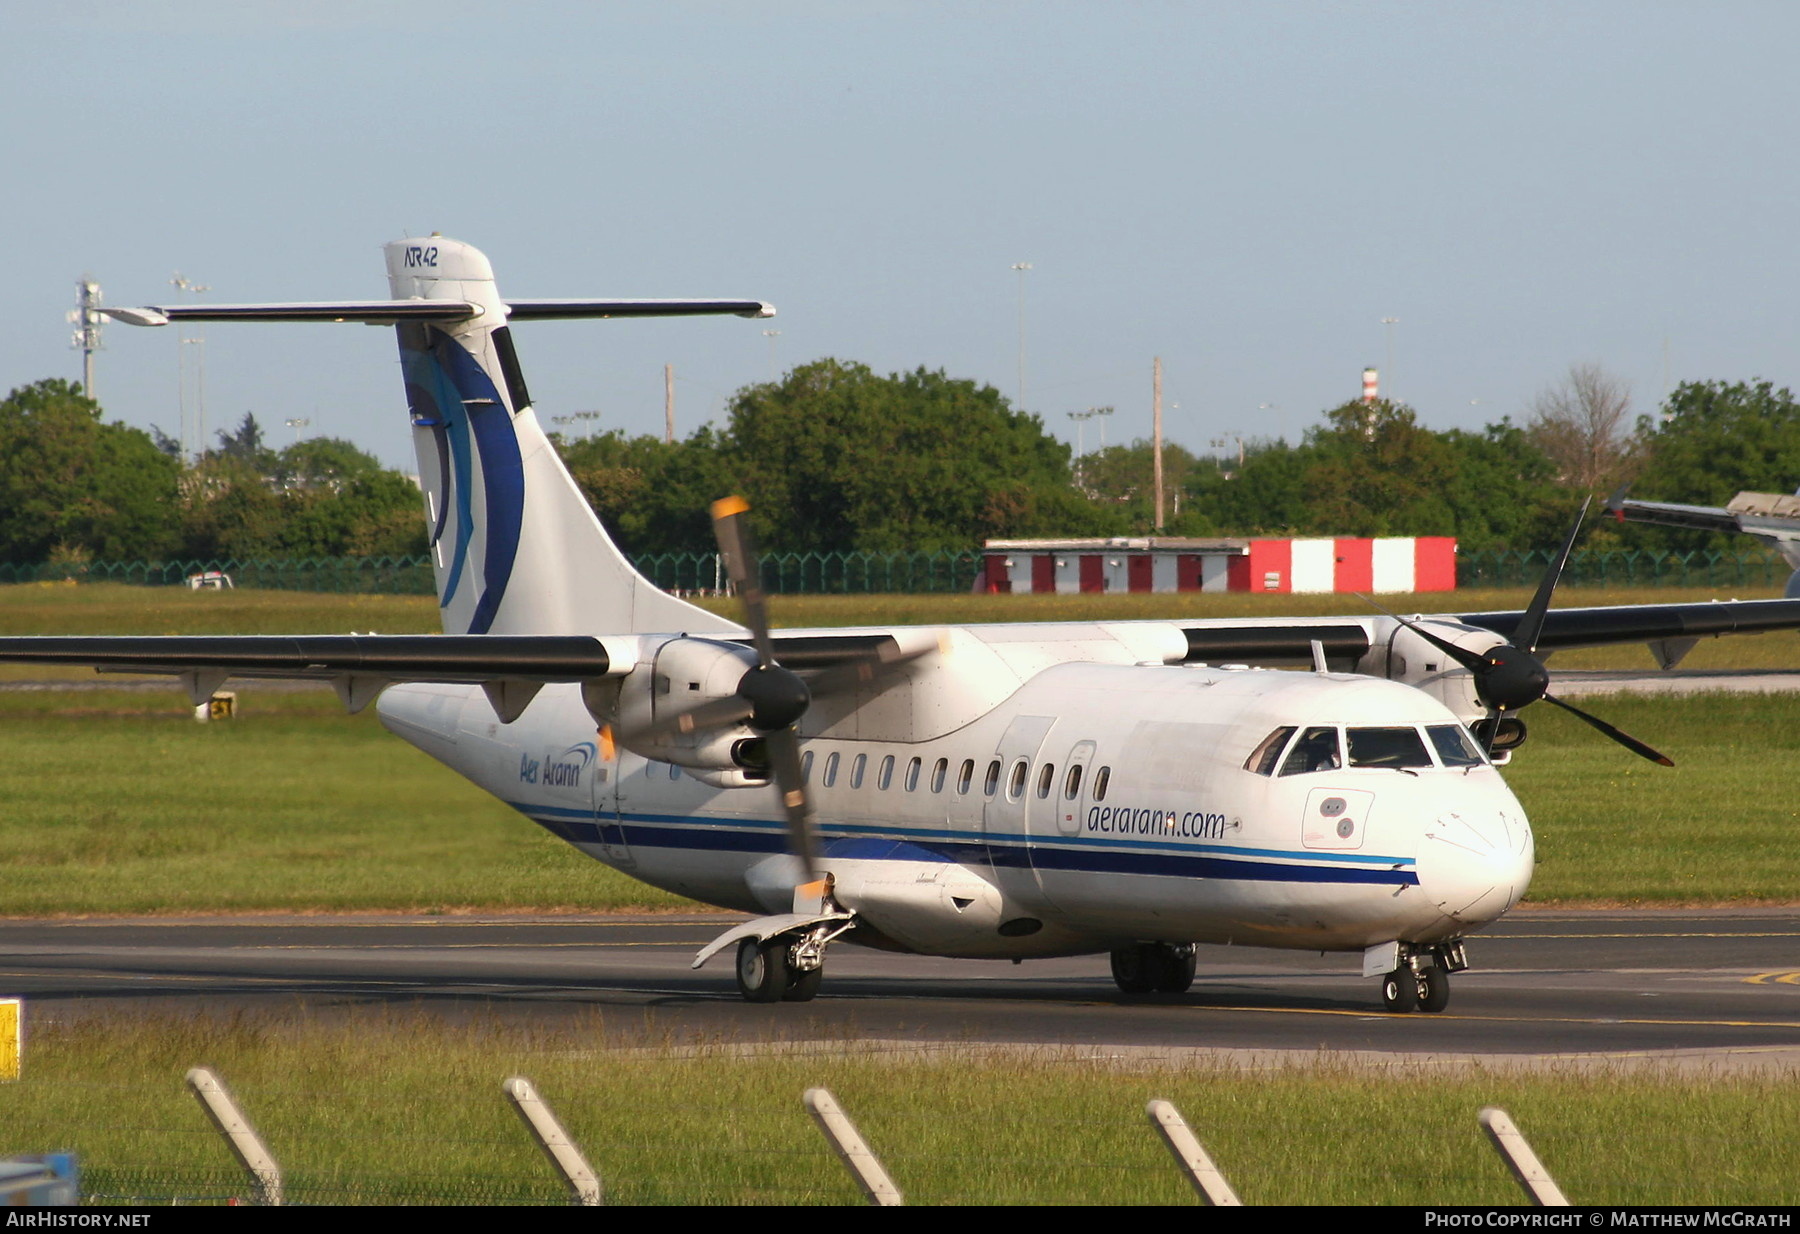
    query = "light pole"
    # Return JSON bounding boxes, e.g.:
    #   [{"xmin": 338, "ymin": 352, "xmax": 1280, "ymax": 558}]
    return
[
  {"xmin": 1010, "ymin": 262, "xmax": 1031, "ymax": 412},
  {"xmin": 1380, "ymin": 316, "xmax": 1399, "ymax": 402},
  {"xmin": 172, "ymin": 273, "xmax": 210, "ymax": 461},
  {"xmin": 761, "ymin": 329, "xmax": 781, "ymax": 382},
  {"xmin": 1066, "ymin": 408, "xmax": 1096, "ymax": 485},
  {"xmin": 284, "ymin": 417, "xmax": 310, "ymax": 445},
  {"xmin": 68, "ymin": 277, "xmax": 103, "ymax": 401}
]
